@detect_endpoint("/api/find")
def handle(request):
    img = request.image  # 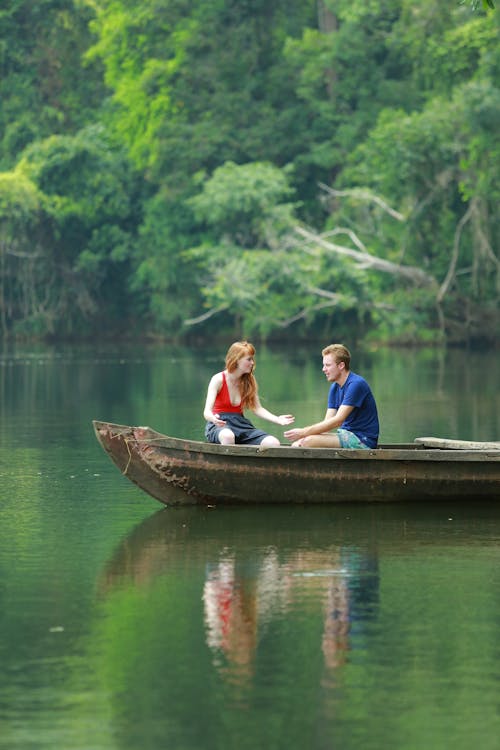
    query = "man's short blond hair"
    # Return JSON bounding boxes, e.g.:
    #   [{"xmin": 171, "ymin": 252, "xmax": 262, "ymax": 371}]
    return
[{"xmin": 322, "ymin": 344, "xmax": 351, "ymax": 369}]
